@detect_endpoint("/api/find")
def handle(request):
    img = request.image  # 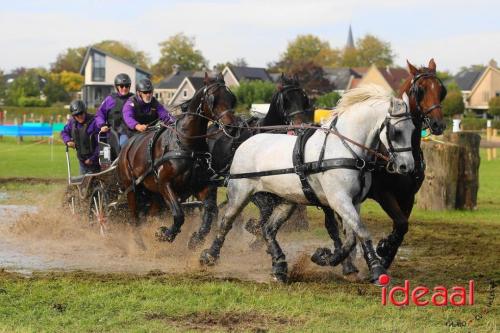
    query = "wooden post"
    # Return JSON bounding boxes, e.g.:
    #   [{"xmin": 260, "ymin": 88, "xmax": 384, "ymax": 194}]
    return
[
  {"xmin": 449, "ymin": 133, "xmax": 481, "ymax": 210},
  {"xmin": 416, "ymin": 133, "xmax": 481, "ymax": 210}
]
